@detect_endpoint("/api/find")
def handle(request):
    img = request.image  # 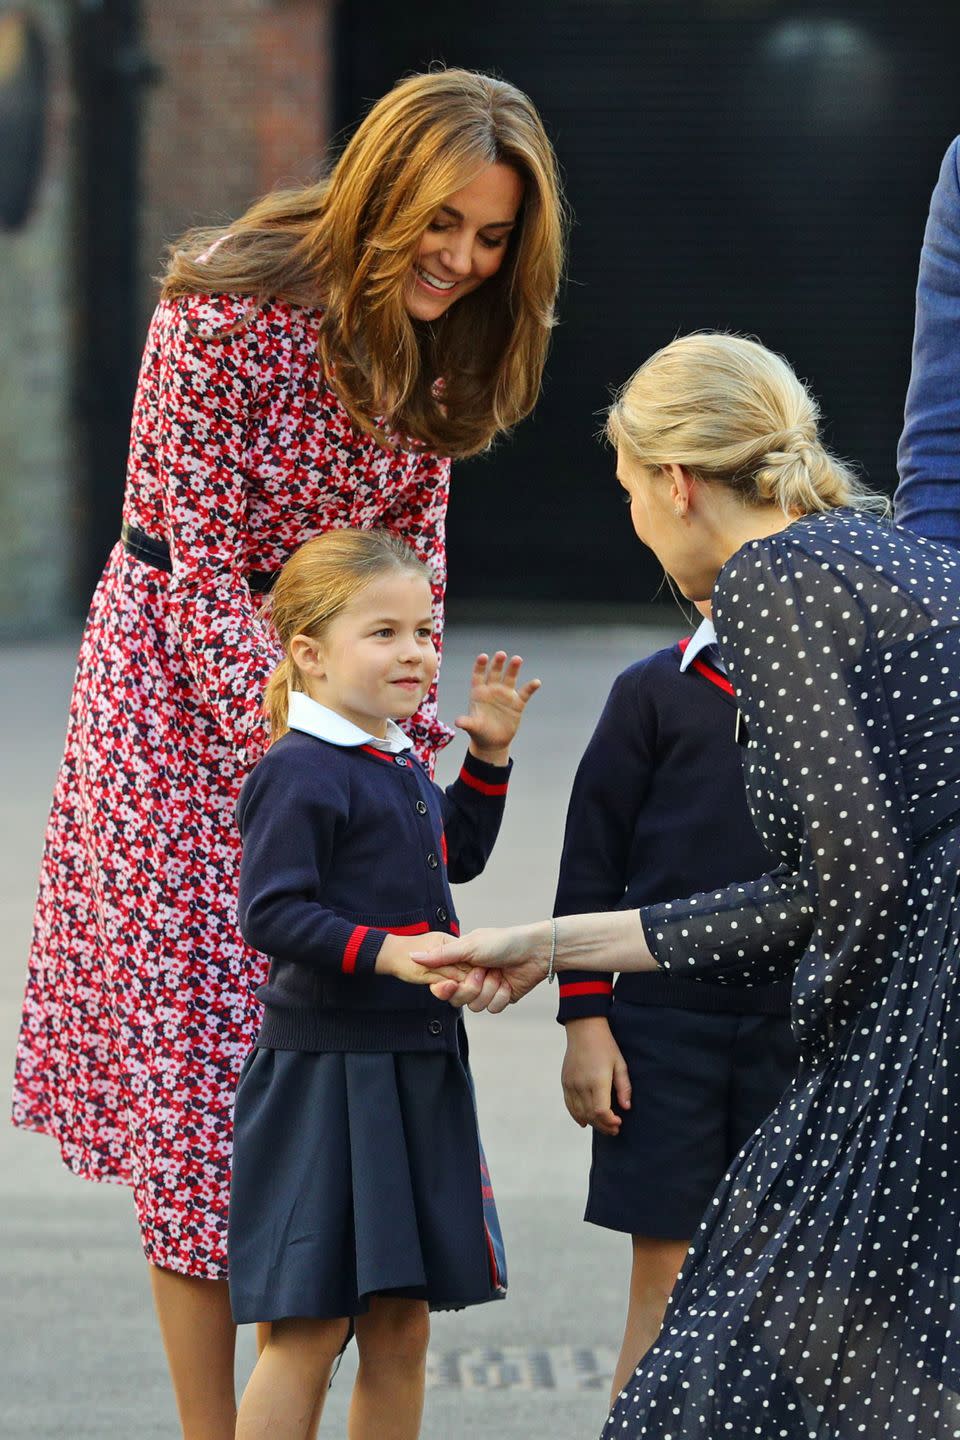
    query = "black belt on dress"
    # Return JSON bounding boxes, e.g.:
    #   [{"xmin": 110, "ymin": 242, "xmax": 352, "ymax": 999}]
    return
[{"xmin": 120, "ymin": 522, "xmax": 277, "ymax": 595}]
